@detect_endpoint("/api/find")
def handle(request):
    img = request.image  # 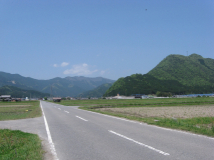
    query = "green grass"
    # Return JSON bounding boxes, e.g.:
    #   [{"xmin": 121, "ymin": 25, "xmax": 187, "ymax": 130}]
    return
[
  {"xmin": 0, "ymin": 101, "xmax": 42, "ymax": 121},
  {"xmin": 55, "ymin": 97, "xmax": 214, "ymax": 137},
  {"xmin": 0, "ymin": 129, "xmax": 43, "ymax": 160}
]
